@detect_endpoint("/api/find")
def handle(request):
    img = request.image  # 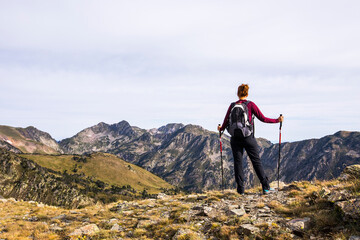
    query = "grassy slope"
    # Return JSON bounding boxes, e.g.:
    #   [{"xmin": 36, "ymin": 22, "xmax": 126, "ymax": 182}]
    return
[
  {"xmin": 21, "ymin": 152, "xmax": 174, "ymax": 194},
  {"xmin": 0, "ymin": 125, "xmax": 58, "ymax": 154}
]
